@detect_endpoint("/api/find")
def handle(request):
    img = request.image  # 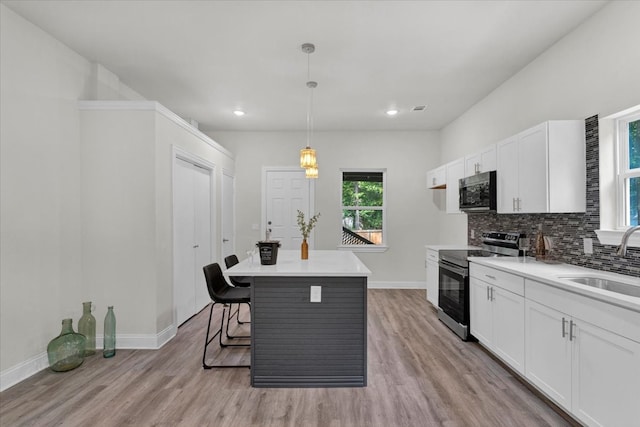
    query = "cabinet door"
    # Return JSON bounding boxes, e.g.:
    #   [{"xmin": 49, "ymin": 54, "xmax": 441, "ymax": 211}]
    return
[
  {"xmin": 427, "ymin": 166, "xmax": 446, "ymax": 189},
  {"xmin": 465, "ymin": 153, "xmax": 481, "ymax": 177},
  {"xmin": 496, "ymin": 136, "xmax": 519, "ymax": 213},
  {"xmin": 517, "ymin": 123, "xmax": 548, "ymax": 213},
  {"xmin": 426, "ymin": 259, "xmax": 439, "ymax": 306},
  {"xmin": 524, "ymin": 299, "xmax": 572, "ymax": 410},
  {"xmin": 479, "ymin": 145, "xmax": 496, "ymax": 172},
  {"xmin": 571, "ymin": 319, "xmax": 640, "ymax": 427},
  {"xmin": 469, "ymin": 278, "xmax": 492, "ymax": 346},
  {"xmin": 445, "ymin": 158, "xmax": 465, "ymax": 213},
  {"xmin": 492, "ymin": 287, "xmax": 525, "ymax": 374}
]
